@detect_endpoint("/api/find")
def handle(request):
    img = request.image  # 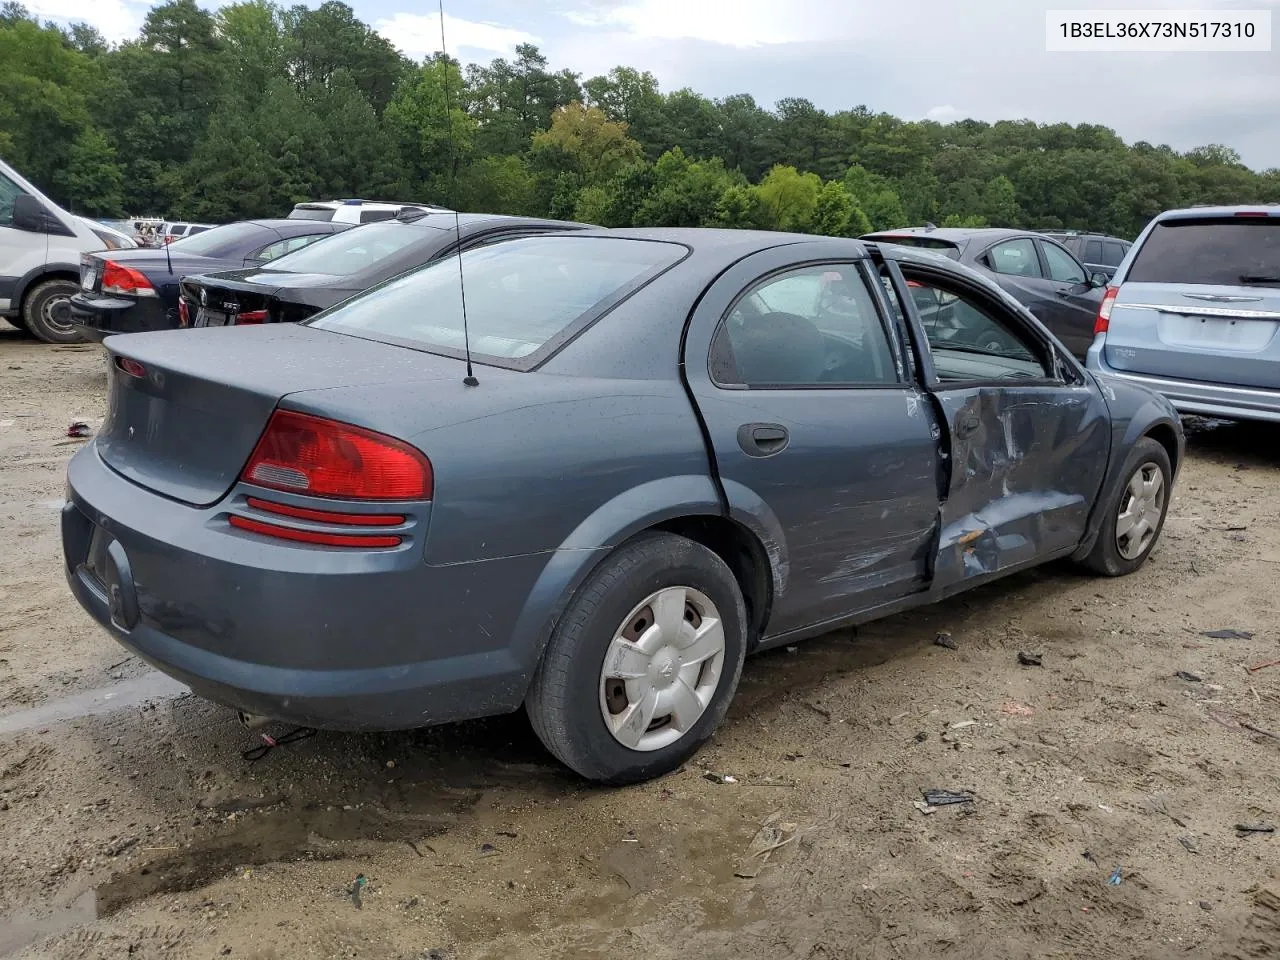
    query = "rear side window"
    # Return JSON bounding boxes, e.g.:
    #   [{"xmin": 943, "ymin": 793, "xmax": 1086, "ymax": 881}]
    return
[
  {"xmin": 290, "ymin": 205, "xmax": 336, "ymax": 222},
  {"xmin": 309, "ymin": 236, "xmax": 685, "ymax": 364},
  {"xmin": 1128, "ymin": 218, "xmax": 1280, "ymax": 284},
  {"xmin": 1084, "ymin": 240, "xmax": 1103, "ymax": 263},
  {"xmin": 359, "ymin": 209, "xmax": 397, "ymax": 224},
  {"xmin": 0, "ymin": 169, "xmax": 22, "ymax": 226}
]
